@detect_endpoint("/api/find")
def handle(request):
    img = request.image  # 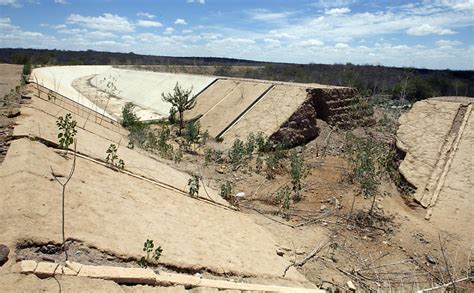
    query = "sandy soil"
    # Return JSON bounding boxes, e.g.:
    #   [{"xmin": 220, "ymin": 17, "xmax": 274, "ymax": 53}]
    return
[
  {"xmin": 1, "ymin": 63, "xmax": 472, "ymax": 292},
  {"xmin": 0, "ymin": 64, "xmax": 22, "ymax": 97},
  {"xmin": 222, "ymin": 85, "xmax": 309, "ymax": 145},
  {"xmin": 398, "ymin": 98, "xmax": 473, "ymax": 249},
  {"xmin": 397, "ymin": 100, "xmax": 460, "ymax": 188},
  {"xmin": 16, "ymin": 86, "xmax": 226, "ymax": 205},
  {"xmin": 184, "ymin": 79, "xmax": 237, "ymax": 121},
  {"xmin": 0, "ymin": 86, "xmax": 315, "ymax": 289},
  {"xmin": 198, "ymin": 81, "xmax": 271, "ymax": 137}
]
